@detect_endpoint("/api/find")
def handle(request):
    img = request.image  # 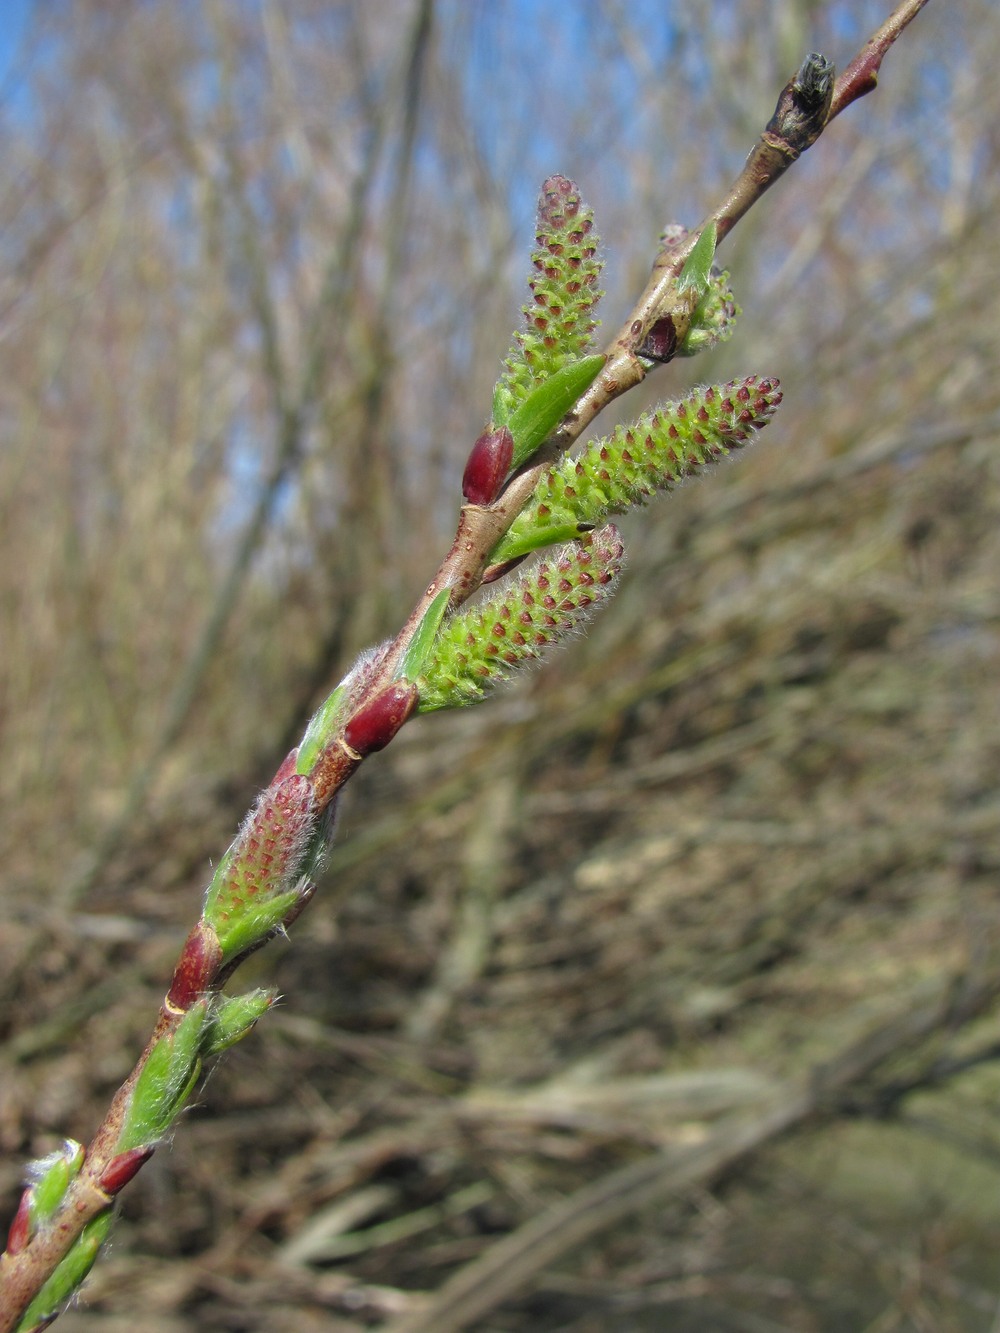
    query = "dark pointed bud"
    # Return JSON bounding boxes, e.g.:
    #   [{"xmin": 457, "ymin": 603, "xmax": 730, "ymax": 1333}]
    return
[
  {"xmin": 343, "ymin": 682, "xmax": 418, "ymax": 756},
  {"xmin": 6, "ymin": 1189, "xmax": 32, "ymax": 1254},
  {"xmin": 462, "ymin": 426, "xmax": 514, "ymax": 506},
  {"xmin": 767, "ymin": 52, "xmax": 835, "ymax": 151},
  {"xmin": 167, "ymin": 921, "xmax": 224, "ymax": 1010},
  {"xmin": 482, "ymin": 554, "xmax": 528, "ymax": 584},
  {"xmin": 98, "ymin": 1146, "xmax": 155, "ymax": 1197},
  {"xmin": 638, "ymin": 316, "xmax": 678, "ymax": 364}
]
